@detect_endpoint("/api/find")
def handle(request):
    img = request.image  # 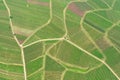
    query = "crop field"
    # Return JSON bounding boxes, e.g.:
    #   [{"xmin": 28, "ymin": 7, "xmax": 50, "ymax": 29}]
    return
[{"xmin": 0, "ymin": 0, "xmax": 120, "ymax": 80}]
